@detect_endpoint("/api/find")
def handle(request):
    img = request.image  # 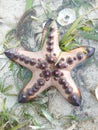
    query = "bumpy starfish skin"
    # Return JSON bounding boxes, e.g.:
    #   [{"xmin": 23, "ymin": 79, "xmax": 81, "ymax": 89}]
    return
[{"xmin": 5, "ymin": 19, "xmax": 95, "ymax": 106}]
